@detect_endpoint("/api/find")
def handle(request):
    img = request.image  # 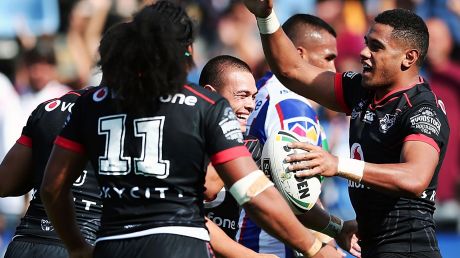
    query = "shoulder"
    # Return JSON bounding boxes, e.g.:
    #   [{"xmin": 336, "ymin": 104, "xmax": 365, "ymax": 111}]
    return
[{"xmin": 177, "ymin": 84, "xmax": 225, "ymax": 106}]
